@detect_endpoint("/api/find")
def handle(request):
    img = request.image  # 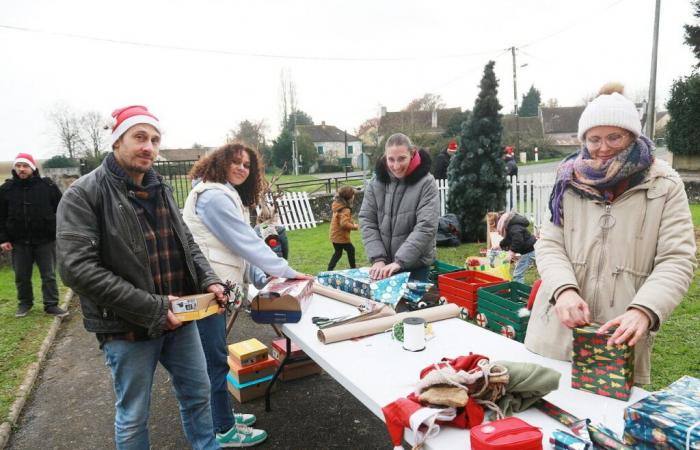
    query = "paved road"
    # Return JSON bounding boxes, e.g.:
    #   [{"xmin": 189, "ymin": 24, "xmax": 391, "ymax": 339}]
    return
[{"xmin": 8, "ymin": 299, "xmax": 389, "ymax": 450}]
